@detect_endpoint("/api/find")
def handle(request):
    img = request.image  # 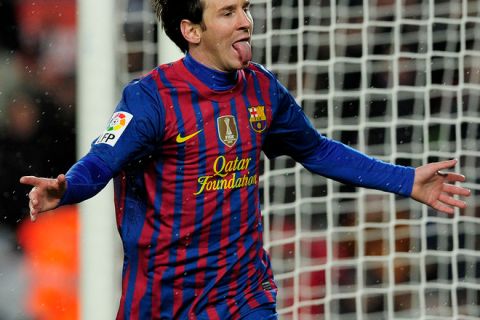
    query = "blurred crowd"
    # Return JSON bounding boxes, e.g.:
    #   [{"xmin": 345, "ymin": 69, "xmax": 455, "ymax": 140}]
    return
[
  {"xmin": 0, "ymin": 0, "xmax": 76, "ymax": 237},
  {"xmin": 0, "ymin": 0, "xmax": 77, "ymax": 318}
]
